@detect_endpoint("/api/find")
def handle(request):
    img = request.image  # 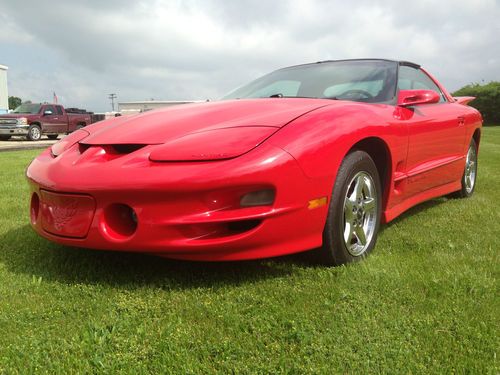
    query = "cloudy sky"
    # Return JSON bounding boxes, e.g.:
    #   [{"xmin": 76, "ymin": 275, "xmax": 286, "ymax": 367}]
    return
[{"xmin": 1, "ymin": 0, "xmax": 499, "ymax": 112}]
